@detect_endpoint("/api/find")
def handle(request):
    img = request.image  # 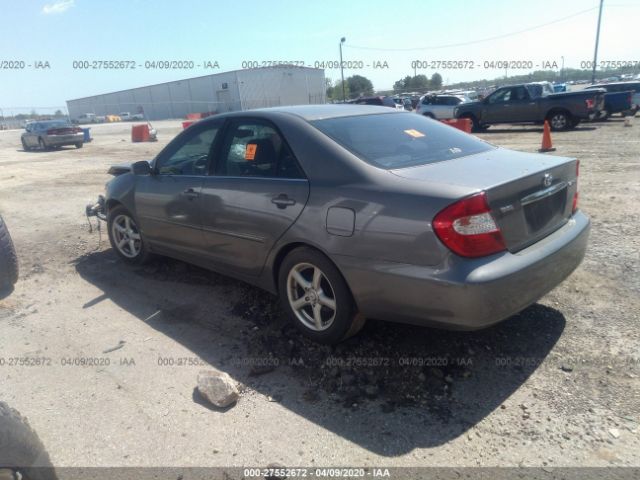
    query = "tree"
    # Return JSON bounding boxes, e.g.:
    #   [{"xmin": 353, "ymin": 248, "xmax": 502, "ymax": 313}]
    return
[
  {"xmin": 430, "ymin": 73, "xmax": 443, "ymax": 90},
  {"xmin": 54, "ymin": 109, "xmax": 63, "ymax": 117},
  {"xmin": 346, "ymin": 75, "xmax": 374, "ymax": 98},
  {"xmin": 393, "ymin": 74, "xmax": 430, "ymax": 93},
  {"xmin": 326, "ymin": 79, "xmax": 350, "ymax": 102}
]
